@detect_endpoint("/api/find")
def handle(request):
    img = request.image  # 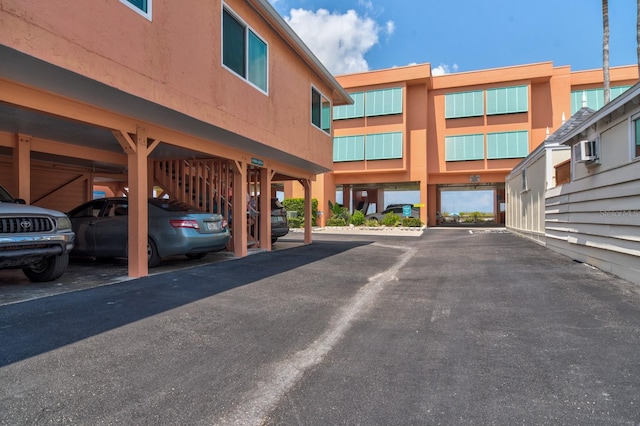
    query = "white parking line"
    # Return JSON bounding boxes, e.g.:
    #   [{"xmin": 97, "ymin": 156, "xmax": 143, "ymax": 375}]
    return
[{"xmin": 216, "ymin": 242, "xmax": 417, "ymax": 425}]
